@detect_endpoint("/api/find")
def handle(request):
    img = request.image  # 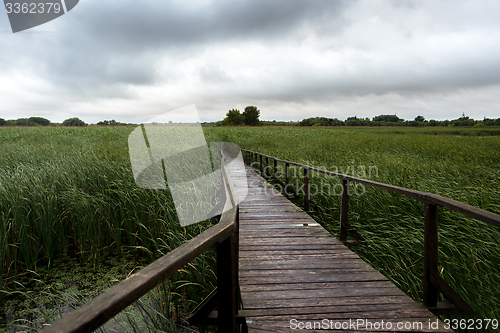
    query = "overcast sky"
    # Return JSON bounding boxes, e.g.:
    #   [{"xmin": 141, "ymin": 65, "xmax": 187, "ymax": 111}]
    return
[{"xmin": 1, "ymin": 0, "xmax": 500, "ymax": 123}]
